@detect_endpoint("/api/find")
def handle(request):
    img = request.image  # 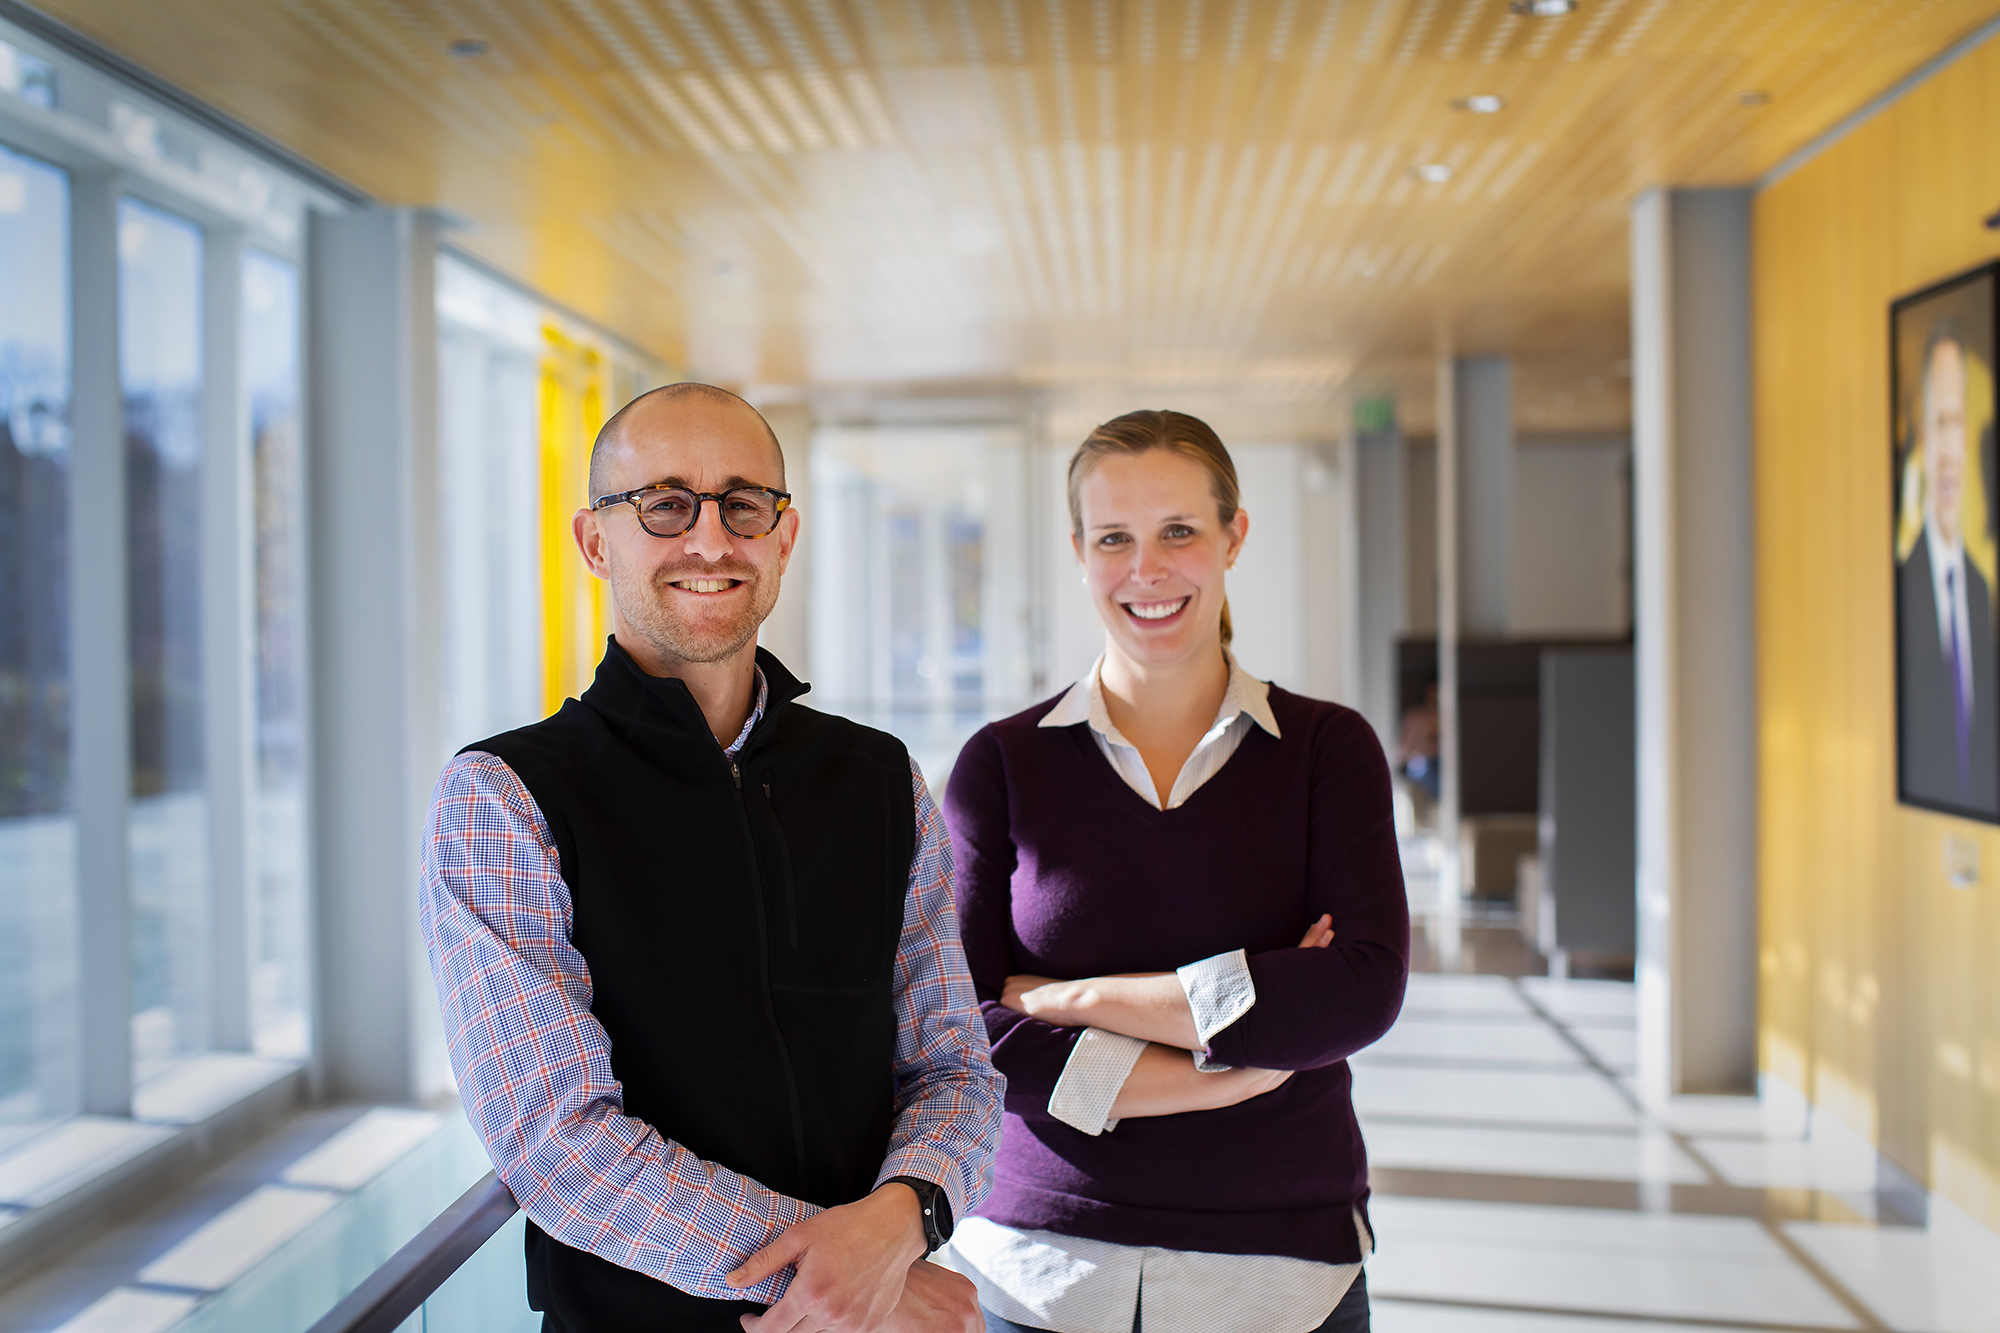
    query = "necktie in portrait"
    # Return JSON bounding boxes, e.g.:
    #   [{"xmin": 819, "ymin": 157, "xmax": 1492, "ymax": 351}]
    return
[{"xmin": 1948, "ymin": 566, "xmax": 1972, "ymax": 799}]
